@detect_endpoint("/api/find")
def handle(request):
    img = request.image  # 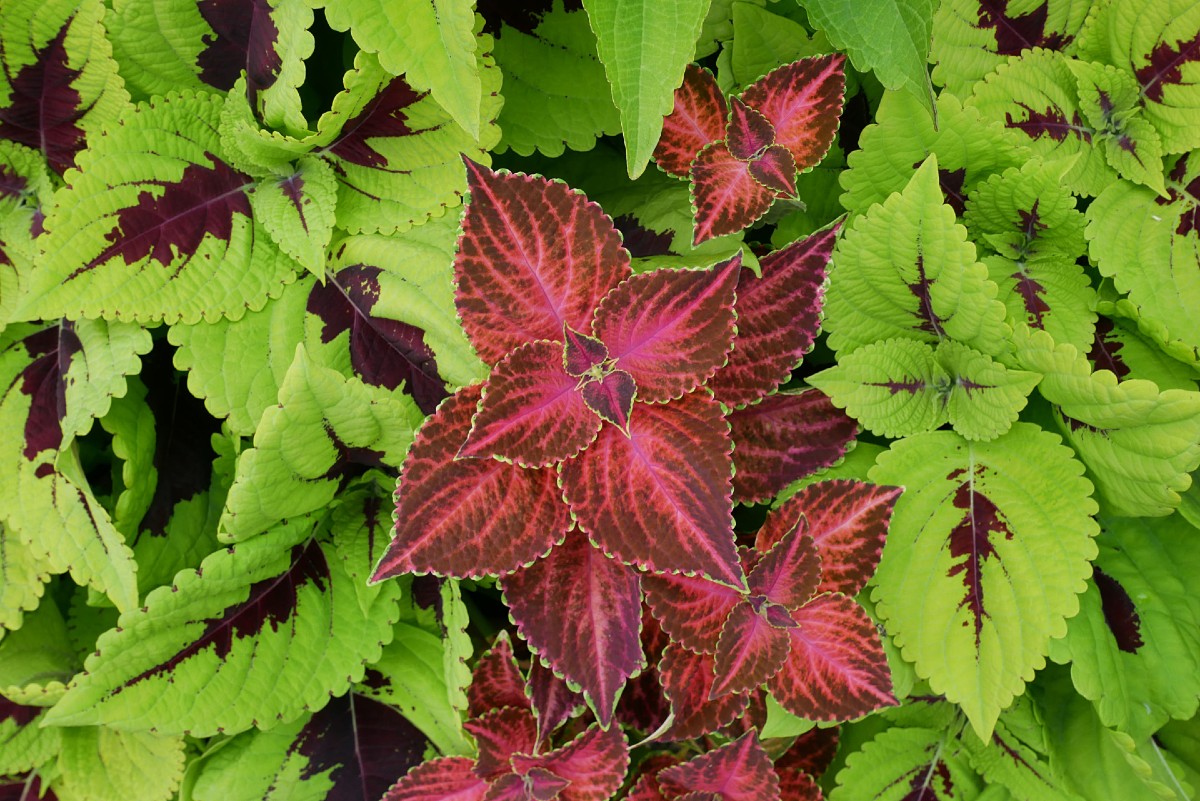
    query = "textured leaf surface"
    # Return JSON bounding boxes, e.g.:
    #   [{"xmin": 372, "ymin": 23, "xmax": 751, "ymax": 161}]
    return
[
  {"xmin": 748, "ymin": 518, "xmax": 820, "ymax": 610},
  {"xmin": 643, "ymin": 572, "xmax": 741, "ymax": 654},
  {"xmin": 870, "ymin": 424, "xmax": 1099, "ymax": 738},
  {"xmin": 654, "ymin": 65, "xmax": 727, "ymax": 179},
  {"xmin": 659, "ymin": 645, "xmax": 750, "ymax": 740},
  {"xmin": 659, "ymin": 732, "xmax": 778, "ymax": 801},
  {"xmin": 711, "ymin": 602, "xmax": 791, "ymax": 698},
  {"xmin": 0, "ymin": 523, "xmax": 50, "ymax": 633},
  {"xmin": 689, "ymin": 142, "xmax": 779, "ymax": 244},
  {"xmin": 250, "ymin": 156, "xmax": 337, "ymax": 278},
  {"xmin": 965, "ymin": 160, "xmax": 1087, "ymax": 264},
  {"xmin": 725, "ymin": 97, "xmax": 775, "ymax": 161},
  {"xmin": 469, "ymin": 632, "xmax": 530, "ymax": 718},
  {"xmin": 829, "ymin": 725, "xmax": 980, "ymax": 801},
  {"xmin": 467, "ymin": 707, "xmax": 538, "ymax": 780},
  {"xmin": 984, "ymin": 254, "xmax": 1097, "ymax": 355},
  {"xmin": 383, "ymin": 757, "xmax": 488, "ymax": 801},
  {"xmin": 56, "ymin": 725, "xmax": 185, "ymax": 801},
  {"xmin": 508, "ymin": 725, "xmax": 629, "ymax": 801},
  {"xmin": 739, "ymin": 54, "xmax": 845, "ymax": 171}
]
